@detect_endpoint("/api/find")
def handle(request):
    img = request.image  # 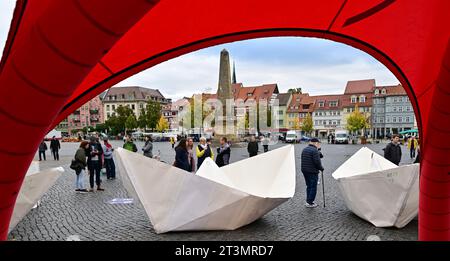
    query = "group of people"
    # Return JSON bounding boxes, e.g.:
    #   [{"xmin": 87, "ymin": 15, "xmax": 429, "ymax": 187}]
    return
[
  {"xmin": 247, "ymin": 135, "xmax": 271, "ymax": 157},
  {"xmin": 38, "ymin": 136, "xmax": 61, "ymax": 161},
  {"xmin": 72, "ymin": 136, "xmax": 116, "ymax": 193},
  {"xmin": 173, "ymin": 136, "xmax": 231, "ymax": 172}
]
